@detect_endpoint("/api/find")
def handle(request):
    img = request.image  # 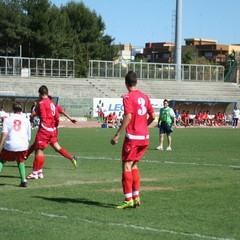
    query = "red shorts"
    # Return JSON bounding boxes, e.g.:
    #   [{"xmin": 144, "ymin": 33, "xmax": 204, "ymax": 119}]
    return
[
  {"xmin": 0, "ymin": 148, "xmax": 27, "ymax": 163},
  {"xmin": 122, "ymin": 138, "xmax": 148, "ymax": 162},
  {"xmin": 35, "ymin": 128, "xmax": 58, "ymax": 149}
]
